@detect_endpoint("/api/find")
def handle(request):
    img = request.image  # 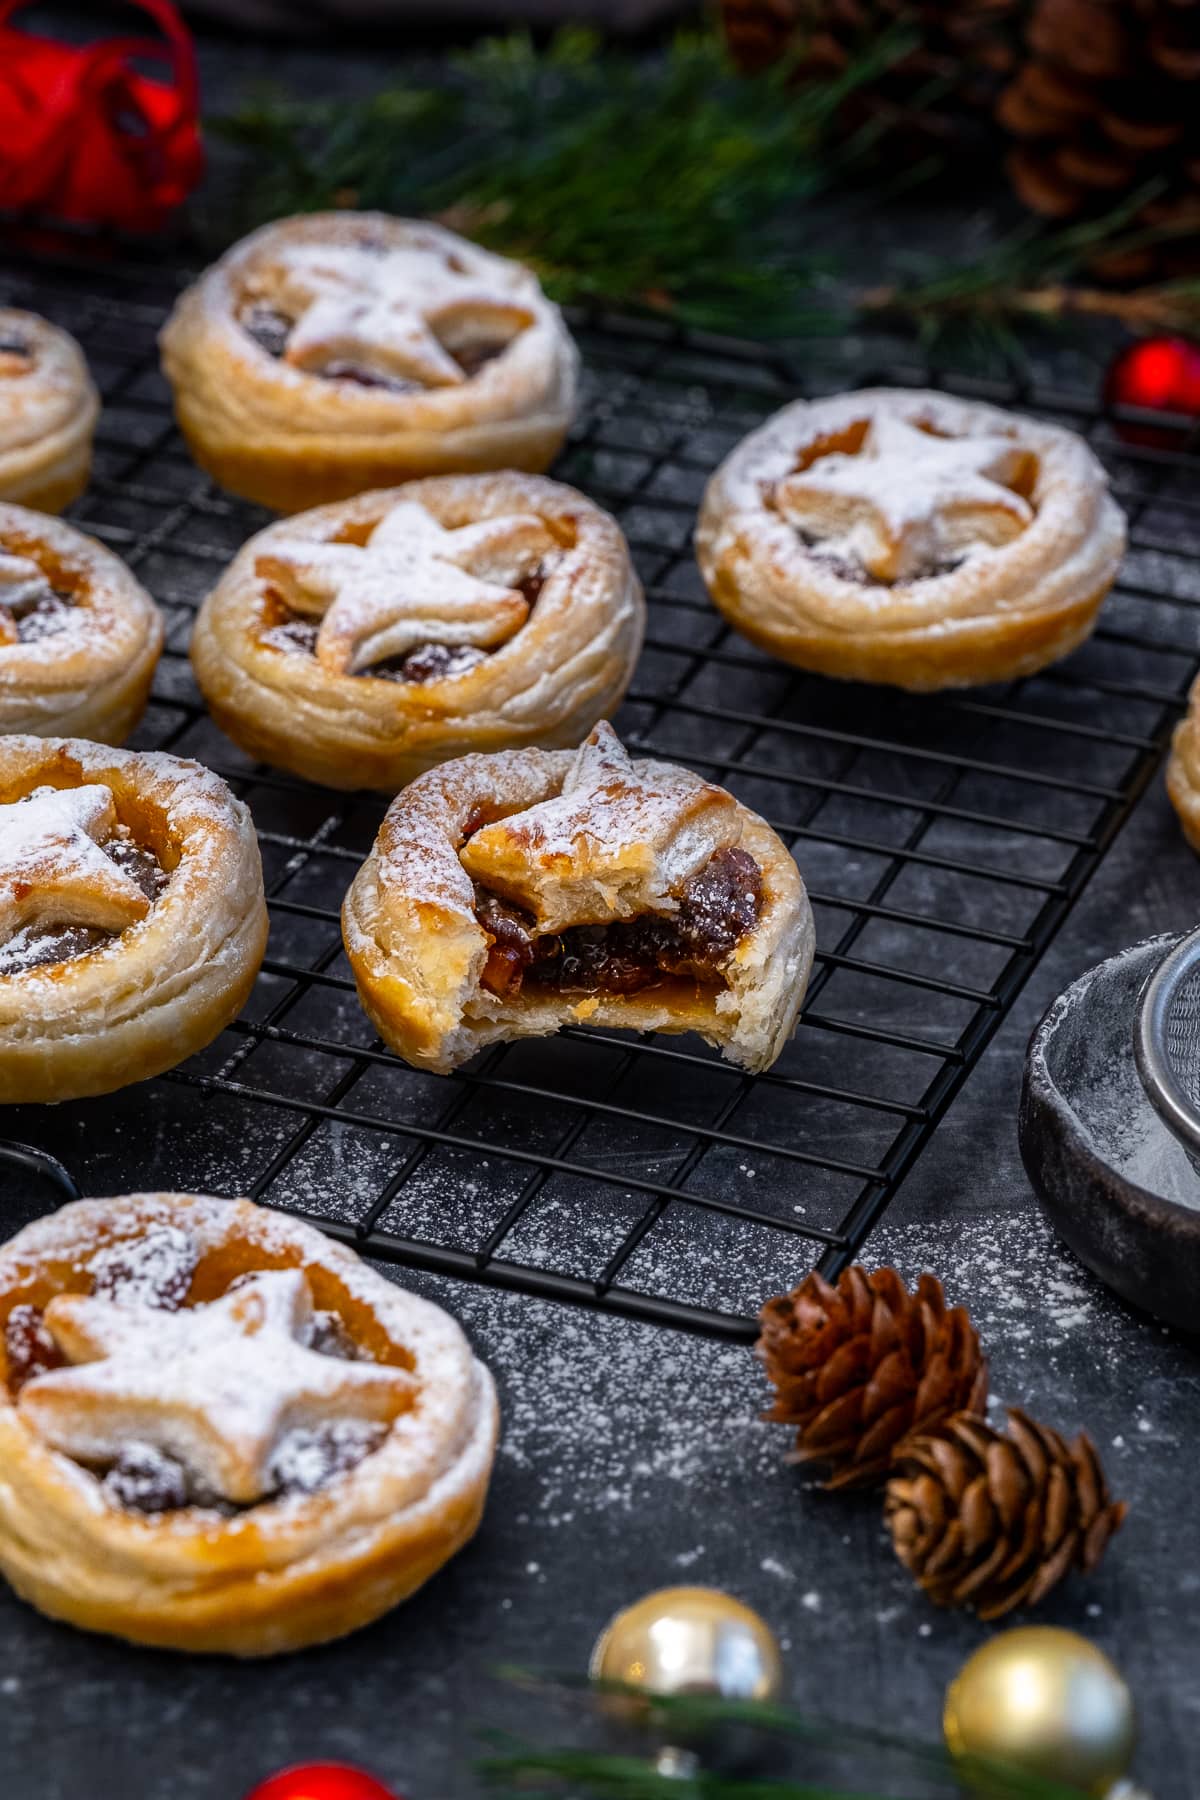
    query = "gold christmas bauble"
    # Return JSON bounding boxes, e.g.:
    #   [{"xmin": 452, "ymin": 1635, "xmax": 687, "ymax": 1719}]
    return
[
  {"xmin": 944, "ymin": 1627, "xmax": 1136, "ymax": 1796},
  {"xmin": 590, "ymin": 1586, "xmax": 784, "ymax": 1704}
]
